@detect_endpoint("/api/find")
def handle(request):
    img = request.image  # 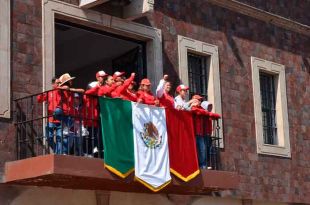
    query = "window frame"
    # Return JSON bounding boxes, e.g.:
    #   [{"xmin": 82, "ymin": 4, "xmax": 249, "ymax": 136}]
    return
[
  {"xmin": 0, "ymin": 0, "xmax": 11, "ymax": 118},
  {"xmin": 178, "ymin": 35, "xmax": 223, "ymax": 147},
  {"xmin": 251, "ymin": 57, "xmax": 291, "ymax": 157}
]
